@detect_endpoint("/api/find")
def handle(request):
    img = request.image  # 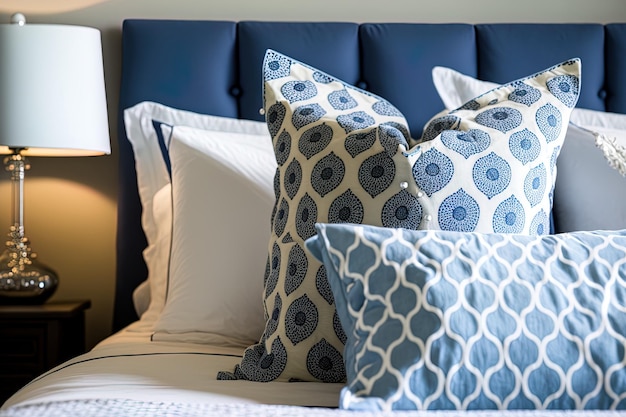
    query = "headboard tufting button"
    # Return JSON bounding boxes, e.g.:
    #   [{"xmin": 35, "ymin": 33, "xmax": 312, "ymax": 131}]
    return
[
  {"xmin": 598, "ymin": 89, "xmax": 608, "ymax": 100},
  {"xmin": 356, "ymin": 80, "xmax": 368, "ymax": 90},
  {"xmin": 230, "ymin": 86, "xmax": 242, "ymax": 97}
]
